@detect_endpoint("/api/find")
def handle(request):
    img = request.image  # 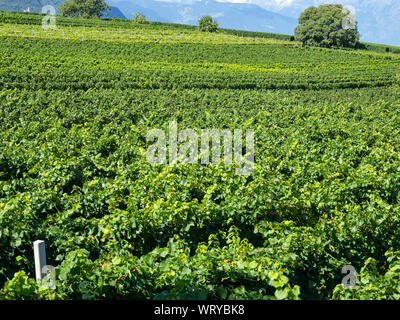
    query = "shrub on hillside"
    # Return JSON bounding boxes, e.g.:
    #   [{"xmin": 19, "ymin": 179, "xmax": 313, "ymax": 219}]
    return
[
  {"xmin": 198, "ymin": 15, "xmax": 218, "ymax": 32},
  {"xmin": 132, "ymin": 12, "xmax": 147, "ymax": 24}
]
